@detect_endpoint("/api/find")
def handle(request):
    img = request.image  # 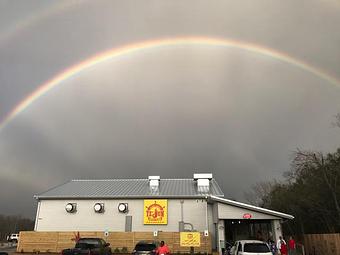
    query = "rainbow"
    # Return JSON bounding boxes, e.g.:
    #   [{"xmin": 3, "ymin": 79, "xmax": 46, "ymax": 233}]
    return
[
  {"xmin": 0, "ymin": 1, "xmax": 86, "ymax": 46},
  {"xmin": 1, "ymin": 36, "xmax": 340, "ymax": 130}
]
